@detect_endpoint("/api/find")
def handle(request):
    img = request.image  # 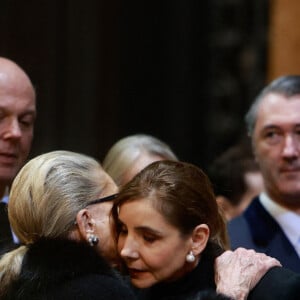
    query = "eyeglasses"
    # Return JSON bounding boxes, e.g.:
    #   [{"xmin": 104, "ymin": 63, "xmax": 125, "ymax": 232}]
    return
[
  {"xmin": 86, "ymin": 193, "xmax": 118, "ymax": 206},
  {"xmin": 73, "ymin": 193, "xmax": 119, "ymax": 227}
]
